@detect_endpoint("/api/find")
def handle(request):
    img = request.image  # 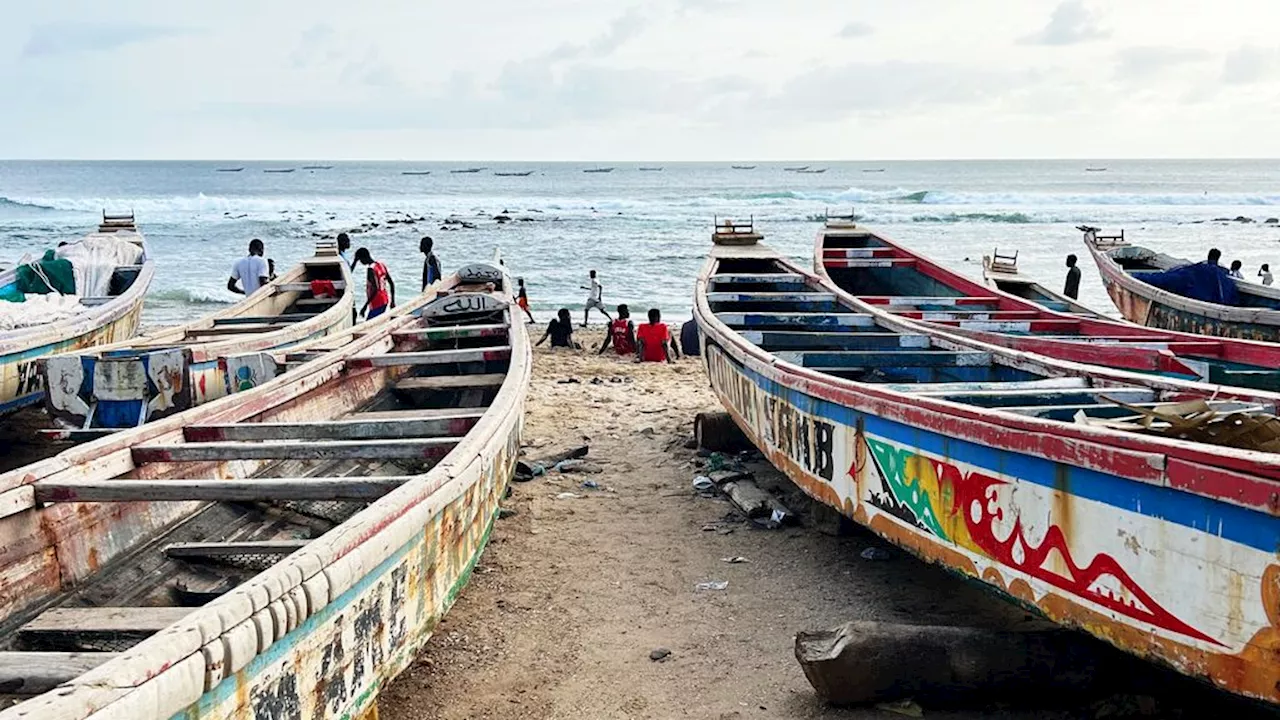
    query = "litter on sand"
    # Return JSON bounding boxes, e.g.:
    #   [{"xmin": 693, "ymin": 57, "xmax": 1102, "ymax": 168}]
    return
[
  {"xmin": 720, "ymin": 556, "xmax": 749, "ymax": 564},
  {"xmin": 695, "ymin": 580, "xmax": 729, "ymax": 591}
]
